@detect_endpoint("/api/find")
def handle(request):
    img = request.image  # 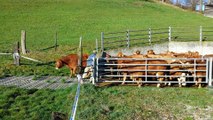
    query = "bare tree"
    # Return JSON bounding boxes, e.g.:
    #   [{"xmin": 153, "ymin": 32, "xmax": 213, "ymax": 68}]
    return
[{"xmin": 190, "ymin": 0, "xmax": 197, "ymax": 10}]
